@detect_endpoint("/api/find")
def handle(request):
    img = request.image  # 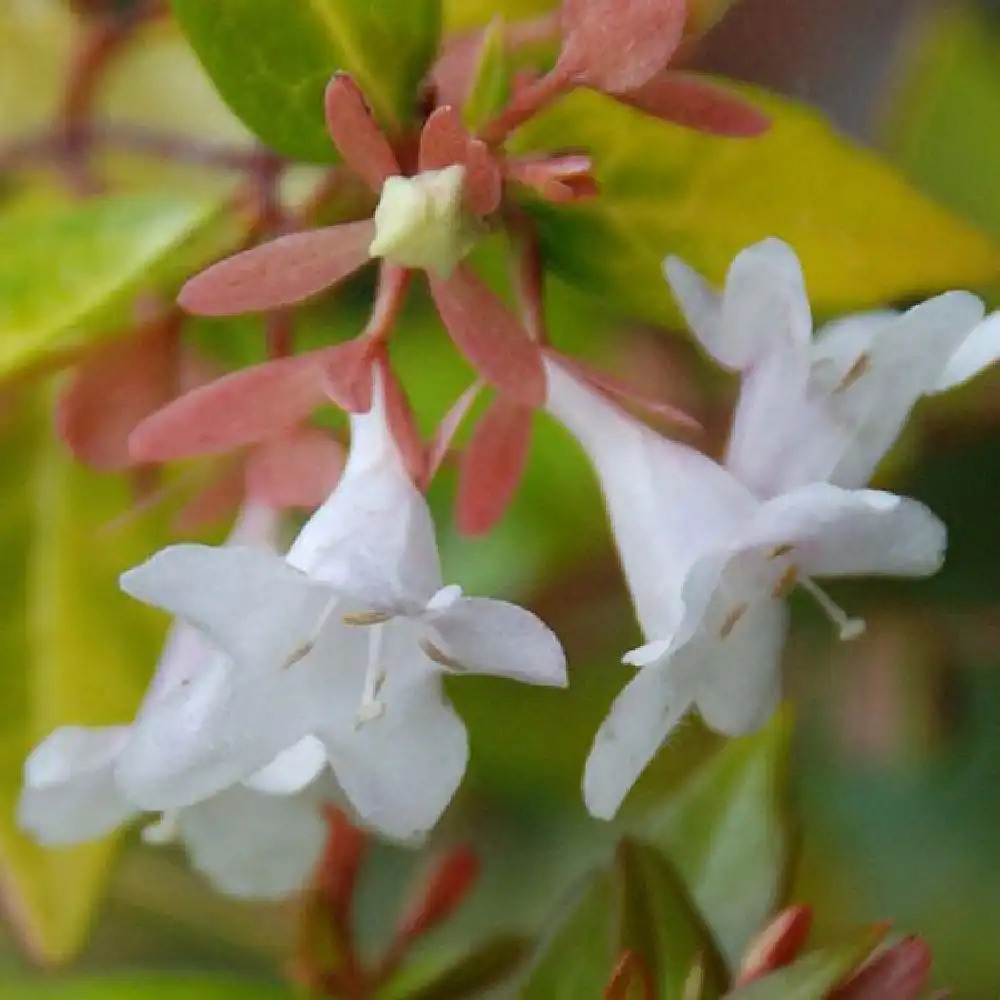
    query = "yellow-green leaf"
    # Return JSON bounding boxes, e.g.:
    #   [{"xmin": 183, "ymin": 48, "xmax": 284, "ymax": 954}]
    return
[
  {"xmin": 643, "ymin": 710, "xmax": 794, "ymax": 970},
  {"xmin": 171, "ymin": 0, "xmax": 442, "ymax": 162},
  {"xmin": 512, "ymin": 84, "xmax": 1000, "ymax": 325},
  {"xmin": 0, "ymin": 193, "xmax": 236, "ymax": 379},
  {"xmin": 616, "ymin": 840, "xmax": 727, "ymax": 1000},
  {"xmin": 0, "ymin": 977, "xmax": 293, "ymax": 1000},
  {"xmin": 0, "ymin": 393, "xmax": 173, "ymax": 963},
  {"xmin": 884, "ymin": 7, "xmax": 1000, "ymax": 243},
  {"xmin": 462, "ymin": 17, "xmax": 510, "ymax": 131}
]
